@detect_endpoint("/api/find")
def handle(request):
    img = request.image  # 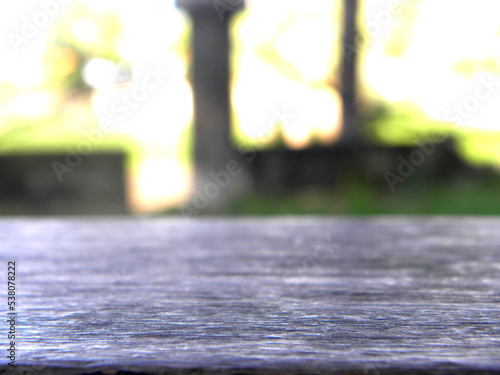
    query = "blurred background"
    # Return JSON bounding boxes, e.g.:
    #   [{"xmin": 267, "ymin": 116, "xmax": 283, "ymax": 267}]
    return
[{"xmin": 0, "ymin": 0, "xmax": 499, "ymax": 216}]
